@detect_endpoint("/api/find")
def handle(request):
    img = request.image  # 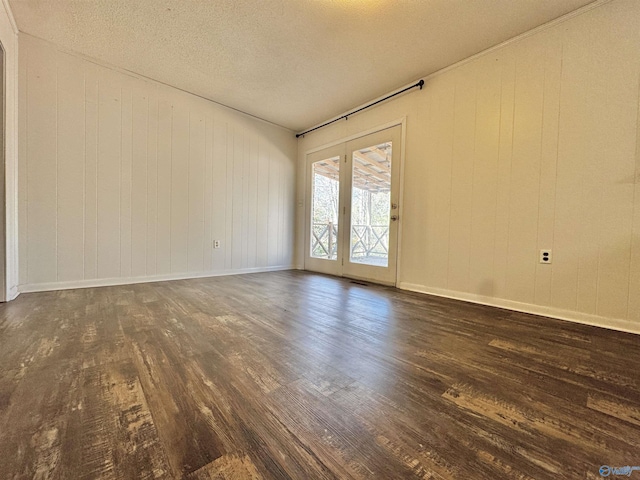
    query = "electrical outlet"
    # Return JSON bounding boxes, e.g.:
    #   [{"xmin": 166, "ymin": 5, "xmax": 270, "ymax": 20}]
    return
[
  {"xmin": 539, "ymin": 249, "xmax": 552, "ymax": 264},
  {"xmin": 214, "ymin": 240, "xmax": 220, "ymax": 249}
]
